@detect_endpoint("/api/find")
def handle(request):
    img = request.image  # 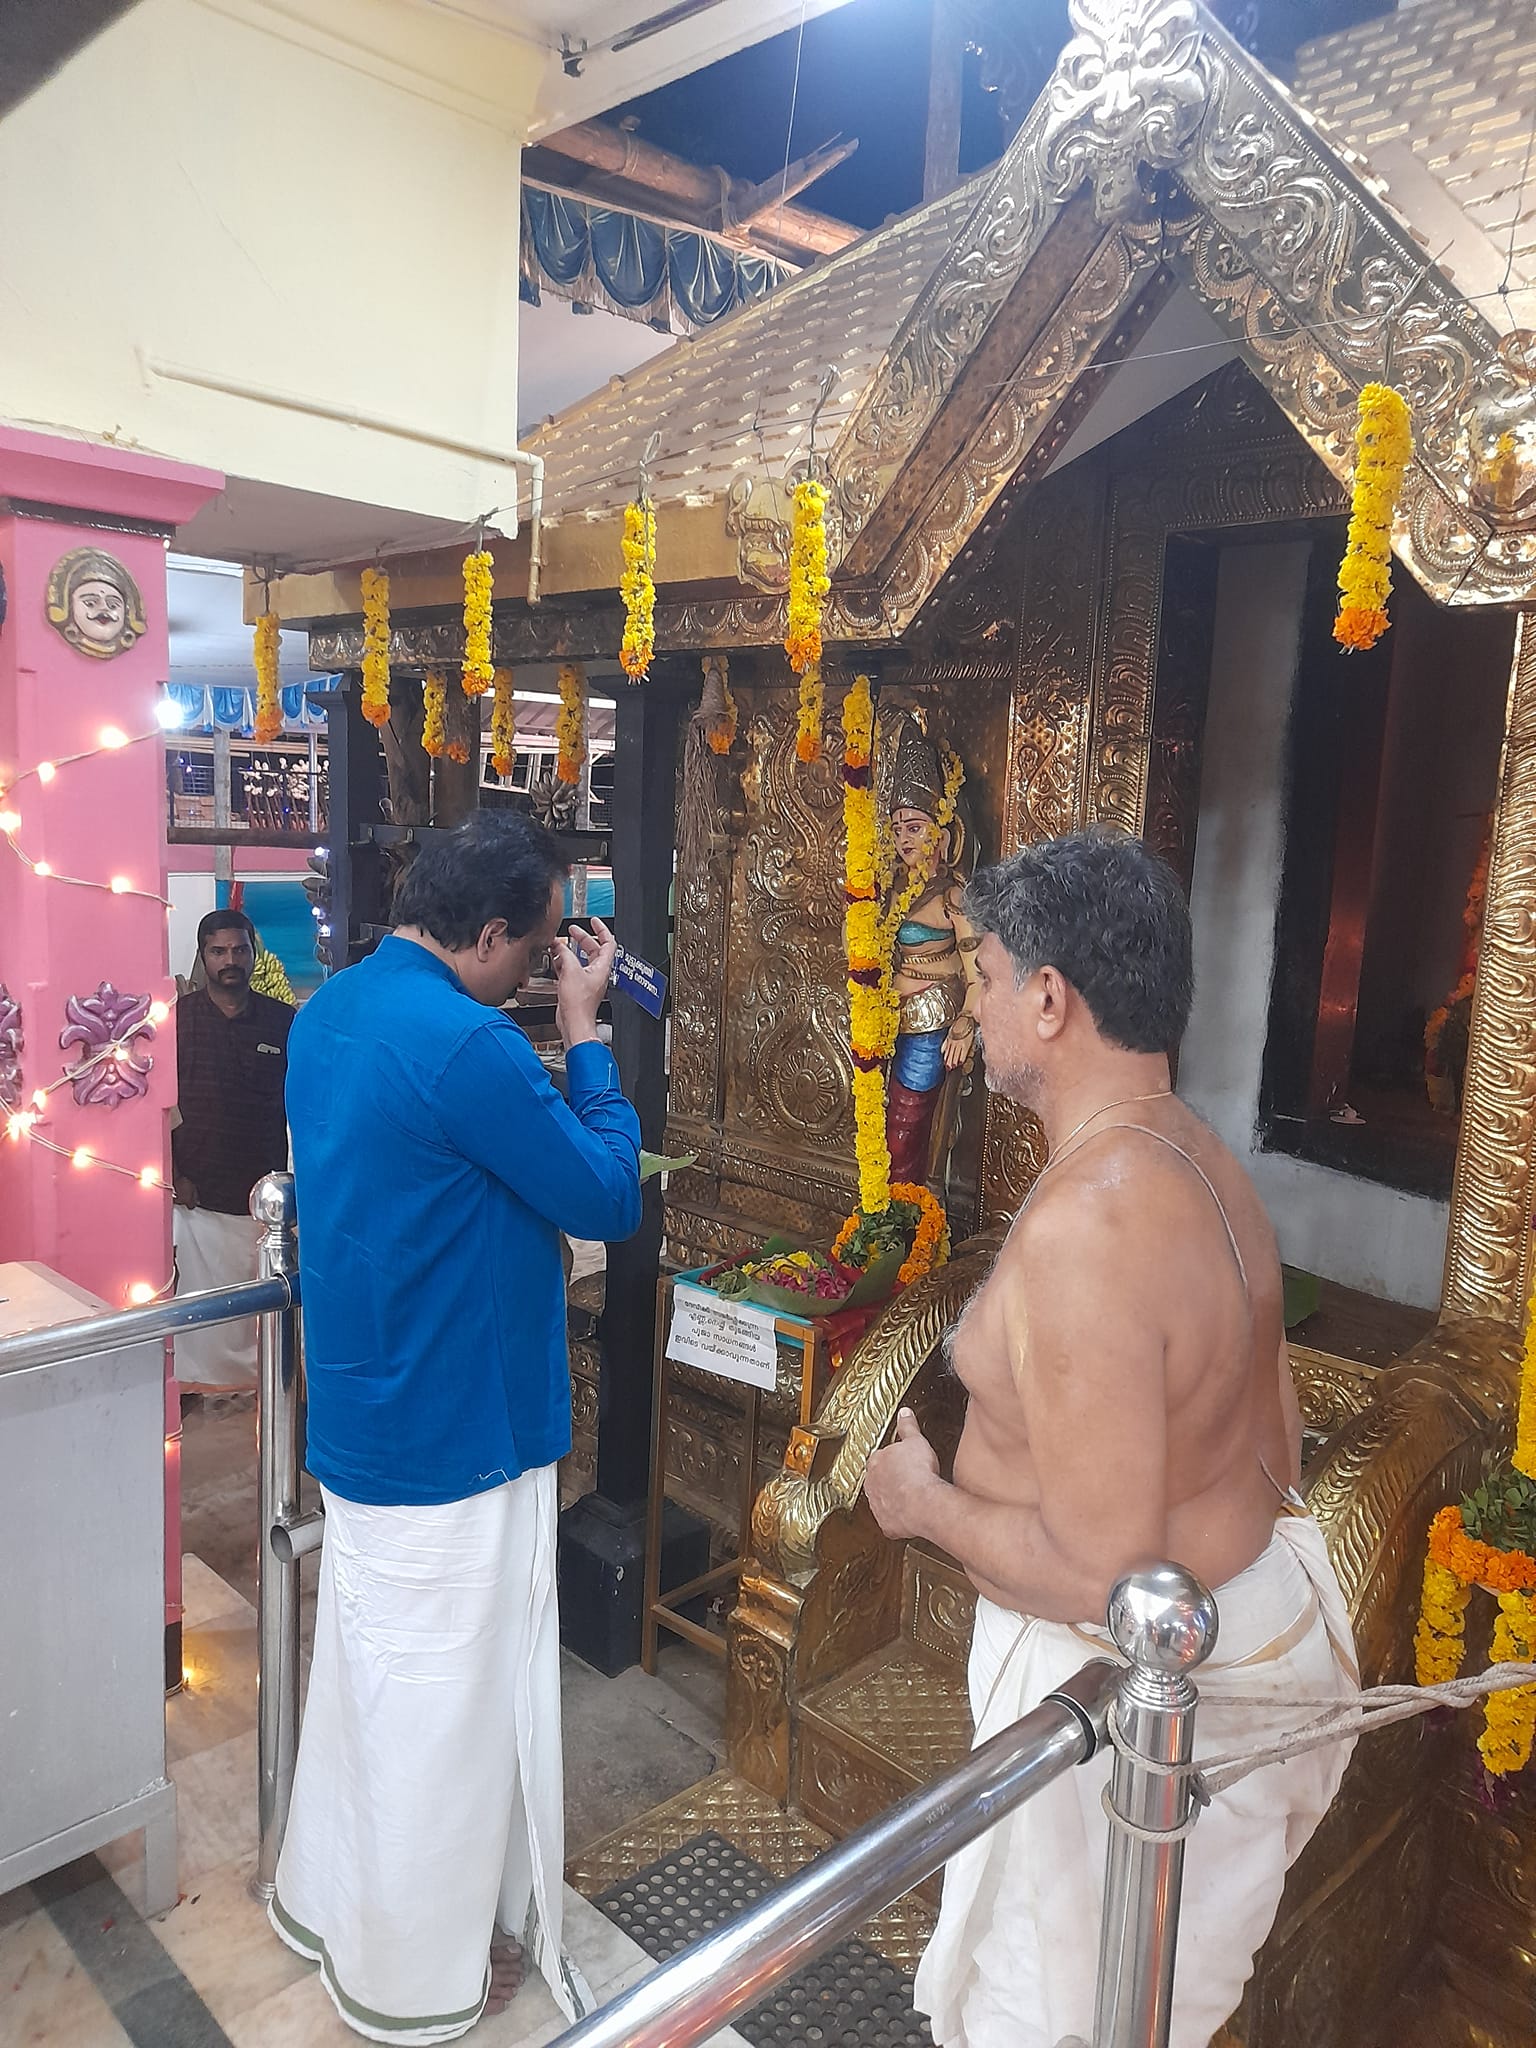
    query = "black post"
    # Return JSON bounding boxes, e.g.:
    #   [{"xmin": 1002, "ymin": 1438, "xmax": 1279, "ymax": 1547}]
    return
[
  {"xmin": 558, "ymin": 667, "xmax": 709, "ymax": 1673},
  {"xmin": 313, "ymin": 673, "xmax": 388, "ymax": 970}
]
